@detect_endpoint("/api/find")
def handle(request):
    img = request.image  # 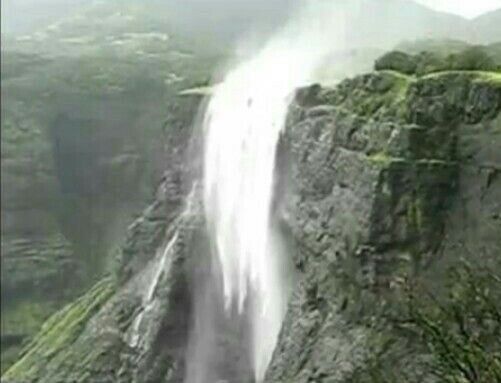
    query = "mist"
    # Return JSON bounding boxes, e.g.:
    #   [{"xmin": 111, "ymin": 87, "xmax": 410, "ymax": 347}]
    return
[
  {"xmin": 1, "ymin": 0, "xmax": 296, "ymax": 37},
  {"xmin": 3, "ymin": 0, "xmax": 498, "ymax": 75},
  {"xmin": 1, "ymin": 0, "xmax": 491, "ymax": 44}
]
